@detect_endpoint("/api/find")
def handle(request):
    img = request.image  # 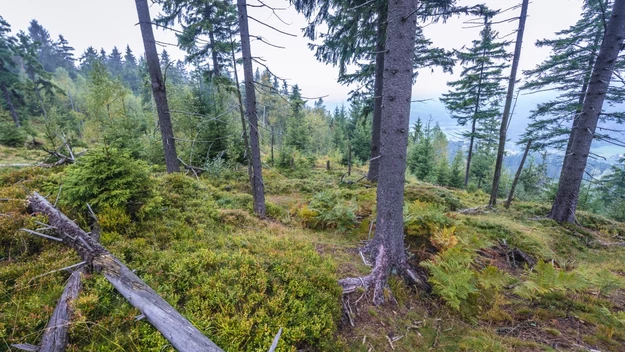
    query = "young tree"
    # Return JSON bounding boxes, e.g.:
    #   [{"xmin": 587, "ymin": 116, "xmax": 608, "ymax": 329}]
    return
[
  {"xmin": 449, "ymin": 151, "xmax": 465, "ymax": 188},
  {"xmin": 135, "ymin": 0, "xmax": 180, "ymax": 173},
  {"xmin": 237, "ymin": 0, "xmax": 266, "ymax": 217},
  {"xmin": 441, "ymin": 14, "xmax": 509, "ymax": 187},
  {"xmin": 549, "ymin": 0, "xmax": 625, "ymax": 223},
  {"xmin": 489, "ymin": 0, "xmax": 529, "ymax": 207}
]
